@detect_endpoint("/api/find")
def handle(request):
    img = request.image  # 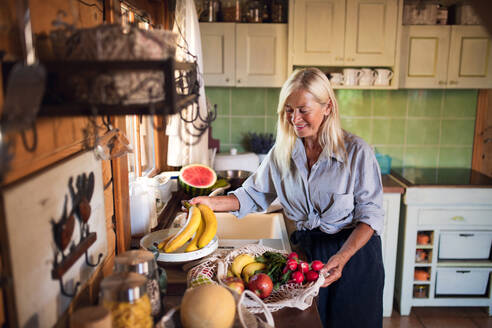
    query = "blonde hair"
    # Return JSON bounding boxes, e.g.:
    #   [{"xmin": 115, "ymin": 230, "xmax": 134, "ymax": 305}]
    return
[{"xmin": 273, "ymin": 67, "xmax": 346, "ymax": 177}]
